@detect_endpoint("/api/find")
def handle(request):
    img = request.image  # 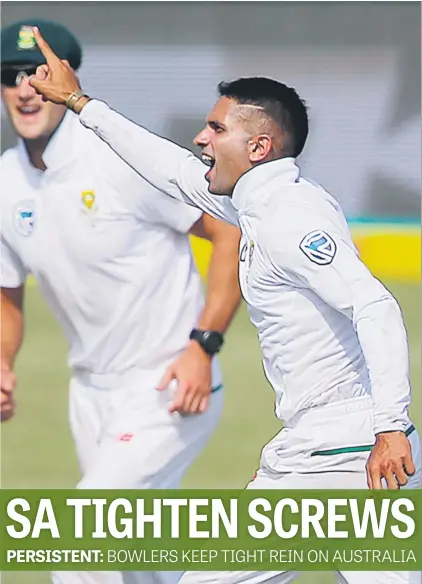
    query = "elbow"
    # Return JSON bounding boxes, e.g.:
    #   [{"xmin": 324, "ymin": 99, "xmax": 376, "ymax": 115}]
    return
[
  {"xmin": 354, "ymin": 293, "xmax": 404, "ymax": 330},
  {"xmin": 192, "ymin": 213, "xmax": 240, "ymax": 244},
  {"xmin": 210, "ymin": 222, "xmax": 241, "ymax": 249},
  {"xmin": 214, "ymin": 230, "xmax": 242, "ymax": 252}
]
